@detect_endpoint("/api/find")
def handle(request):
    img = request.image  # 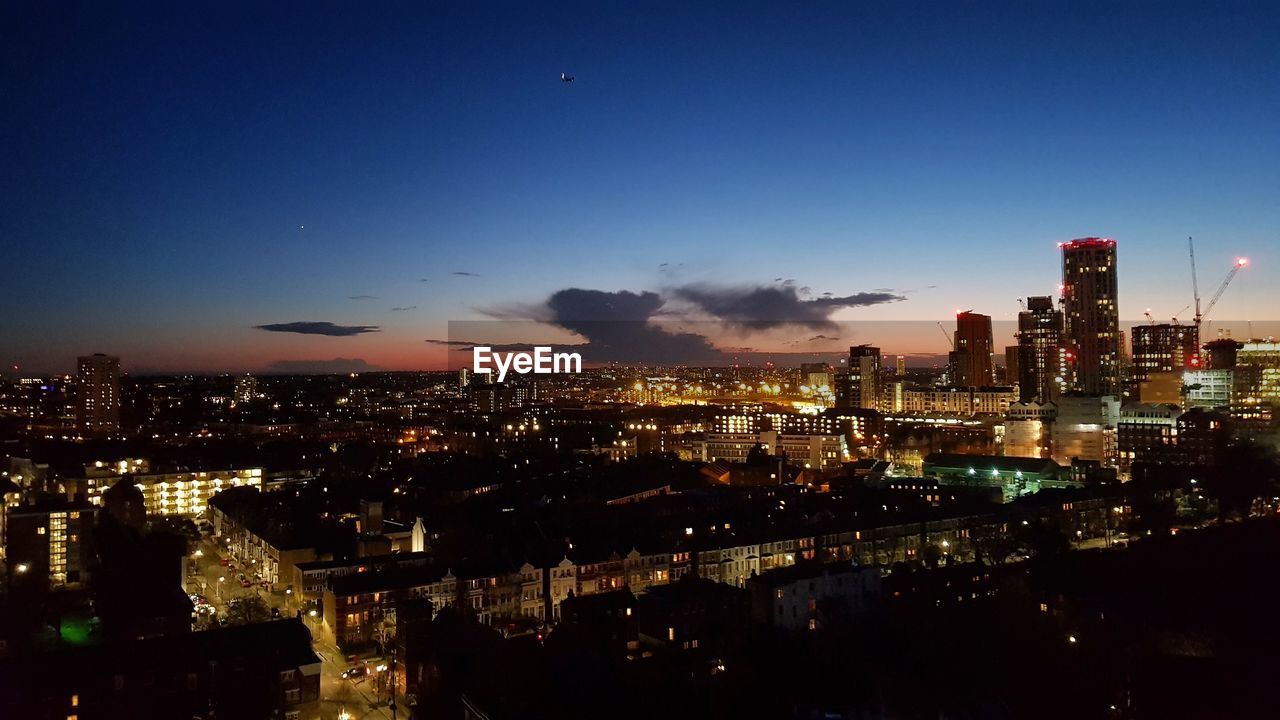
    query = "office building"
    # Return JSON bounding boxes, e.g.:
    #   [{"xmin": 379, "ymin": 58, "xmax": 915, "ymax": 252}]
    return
[
  {"xmin": 1060, "ymin": 239, "xmax": 1120, "ymax": 396},
  {"xmin": 1016, "ymin": 296, "xmax": 1066, "ymax": 402},
  {"xmin": 76, "ymin": 353, "xmax": 120, "ymax": 434}
]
